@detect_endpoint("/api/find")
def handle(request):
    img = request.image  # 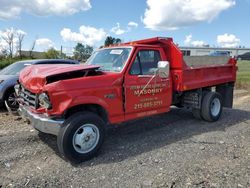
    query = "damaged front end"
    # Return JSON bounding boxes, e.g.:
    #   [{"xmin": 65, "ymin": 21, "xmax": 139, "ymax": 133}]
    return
[
  {"xmin": 16, "ymin": 64, "xmax": 105, "ymax": 135},
  {"xmin": 46, "ymin": 66, "xmax": 103, "ymax": 84},
  {"xmin": 16, "ymin": 64, "xmax": 103, "ymax": 113}
]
